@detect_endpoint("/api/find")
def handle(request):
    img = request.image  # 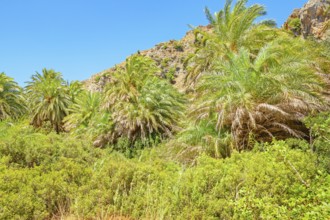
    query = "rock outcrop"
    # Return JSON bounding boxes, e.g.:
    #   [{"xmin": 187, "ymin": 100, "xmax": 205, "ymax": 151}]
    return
[{"xmin": 284, "ymin": 0, "xmax": 330, "ymax": 39}]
